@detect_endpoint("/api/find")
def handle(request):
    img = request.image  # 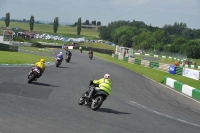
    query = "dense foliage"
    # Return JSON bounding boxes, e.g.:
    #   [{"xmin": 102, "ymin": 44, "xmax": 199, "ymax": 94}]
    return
[
  {"xmin": 53, "ymin": 17, "xmax": 59, "ymax": 34},
  {"xmin": 5, "ymin": 12, "xmax": 10, "ymax": 27},
  {"xmin": 29, "ymin": 16, "xmax": 34, "ymax": 31},
  {"xmin": 98, "ymin": 20, "xmax": 200, "ymax": 58}
]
